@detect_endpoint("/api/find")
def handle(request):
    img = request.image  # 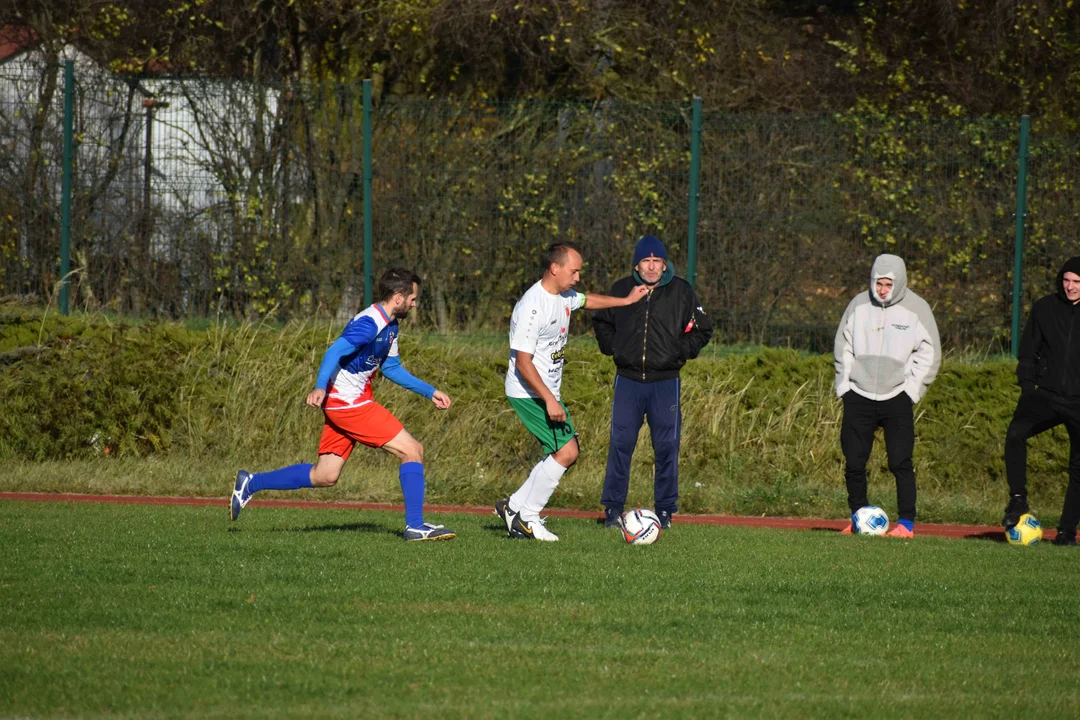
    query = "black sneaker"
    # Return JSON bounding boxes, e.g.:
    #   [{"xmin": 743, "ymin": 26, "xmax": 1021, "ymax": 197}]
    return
[
  {"xmin": 1001, "ymin": 494, "xmax": 1030, "ymax": 529},
  {"xmin": 656, "ymin": 510, "xmax": 672, "ymax": 530},
  {"xmin": 508, "ymin": 513, "xmax": 559, "ymax": 541},
  {"xmin": 603, "ymin": 507, "xmax": 622, "ymax": 529},
  {"xmin": 494, "ymin": 497, "xmax": 516, "ymax": 537},
  {"xmin": 1052, "ymin": 529, "xmax": 1077, "ymax": 546}
]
